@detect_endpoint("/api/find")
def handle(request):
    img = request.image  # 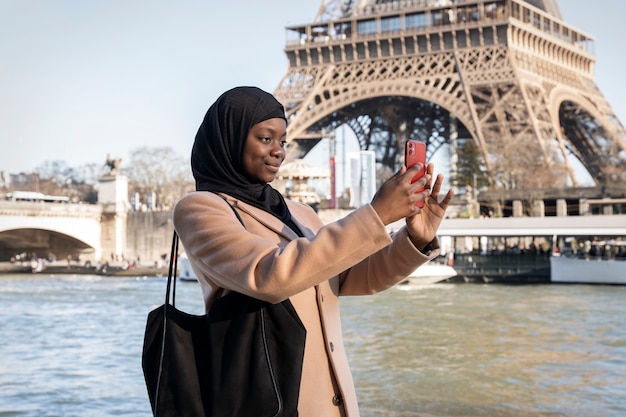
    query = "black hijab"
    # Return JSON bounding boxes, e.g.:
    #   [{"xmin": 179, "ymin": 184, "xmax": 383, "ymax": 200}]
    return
[{"xmin": 191, "ymin": 86, "xmax": 292, "ymax": 223}]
